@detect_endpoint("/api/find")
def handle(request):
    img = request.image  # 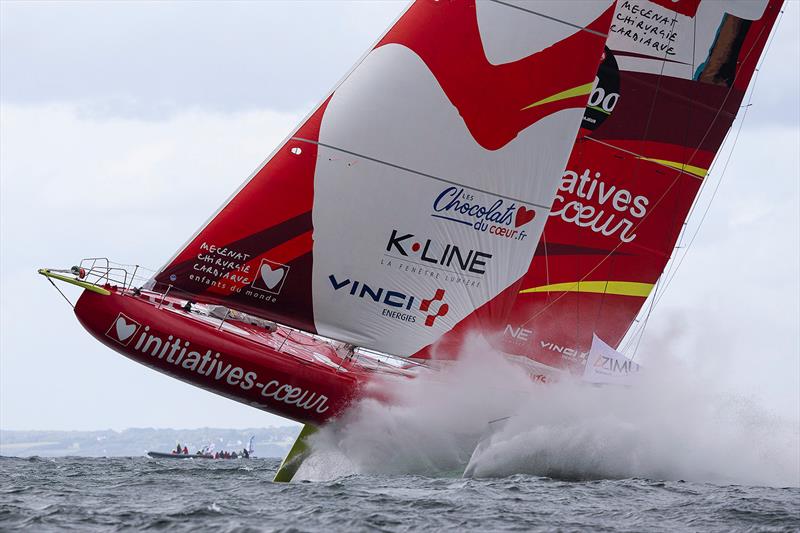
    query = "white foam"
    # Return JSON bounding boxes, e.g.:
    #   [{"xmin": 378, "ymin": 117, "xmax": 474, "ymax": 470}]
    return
[{"xmin": 296, "ymin": 335, "xmax": 799, "ymax": 487}]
